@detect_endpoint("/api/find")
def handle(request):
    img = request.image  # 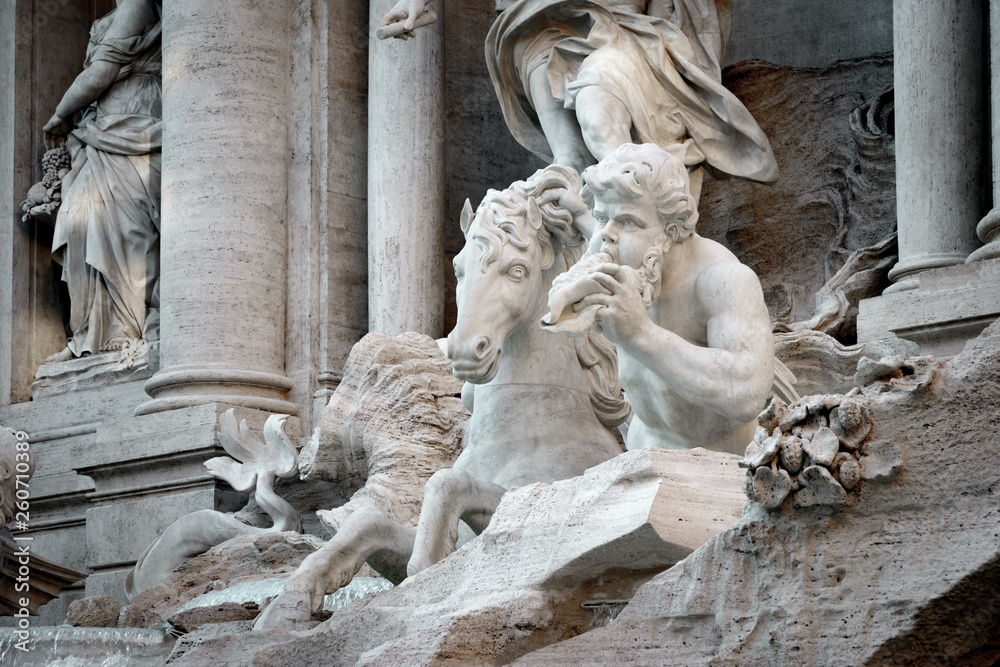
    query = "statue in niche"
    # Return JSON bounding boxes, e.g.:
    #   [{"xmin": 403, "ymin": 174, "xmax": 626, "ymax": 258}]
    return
[
  {"xmin": 382, "ymin": 0, "xmax": 778, "ymax": 198},
  {"xmin": 38, "ymin": 0, "xmax": 162, "ymax": 363},
  {"xmin": 542, "ymin": 143, "xmax": 775, "ymax": 455}
]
